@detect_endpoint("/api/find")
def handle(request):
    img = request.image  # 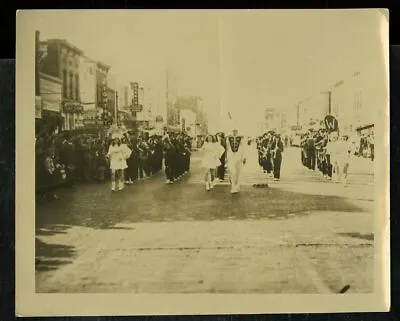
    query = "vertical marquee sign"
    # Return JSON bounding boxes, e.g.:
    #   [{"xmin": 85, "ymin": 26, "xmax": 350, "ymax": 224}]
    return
[
  {"xmin": 130, "ymin": 82, "xmax": 143, "ymax": 112},
  {"xmin": 102, "ymin": 79, "xmax": 110, "ymax": 126}
]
